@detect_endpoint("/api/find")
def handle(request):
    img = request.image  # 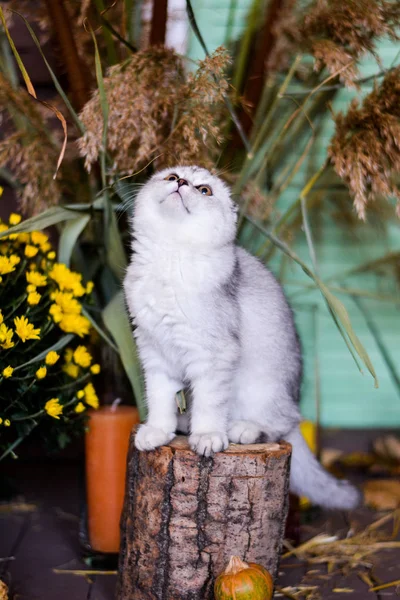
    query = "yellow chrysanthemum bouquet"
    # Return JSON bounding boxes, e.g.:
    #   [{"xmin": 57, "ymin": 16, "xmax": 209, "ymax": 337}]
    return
[{"xmin": 0, "ymin": 211, "xmax": 100, "ymax": 460}]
